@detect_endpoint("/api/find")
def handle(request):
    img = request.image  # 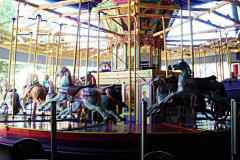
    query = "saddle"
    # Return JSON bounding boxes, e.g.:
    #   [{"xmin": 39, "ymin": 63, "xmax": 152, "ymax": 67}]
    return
[
  {"xmin": 184, "ymin": 75, "xmax": 218, "ymax": 93},
  {"xmin": 67, "ymin": 85, "xmax": 94, "ymax": 97},
  {"xmin": 190, "ymin": 75, "xmax": 216, "ymax": 82},
  {"xmin": 24, "ymin": 83, "xmax": 40, "ymax": 95}
]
